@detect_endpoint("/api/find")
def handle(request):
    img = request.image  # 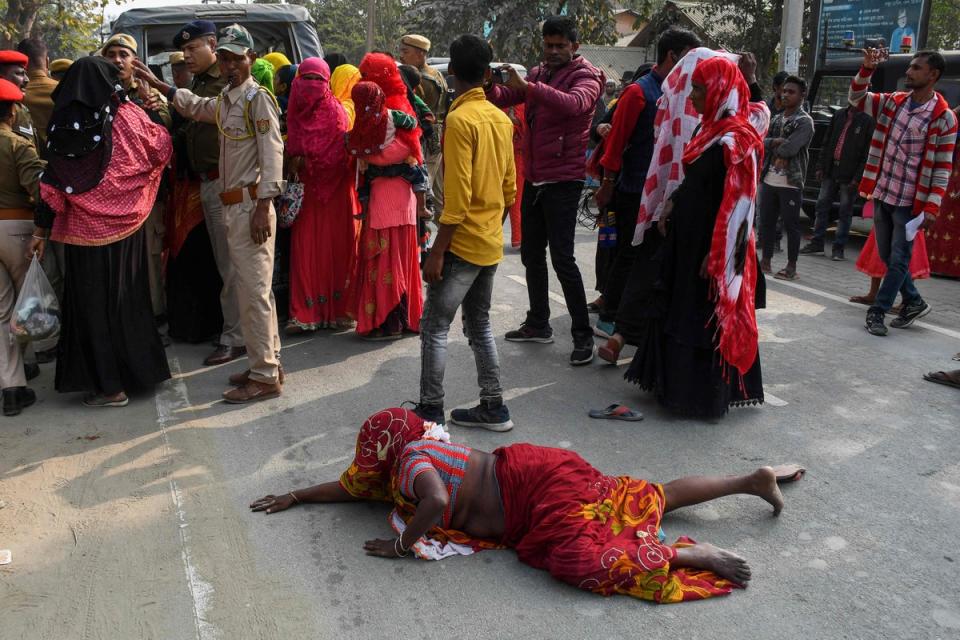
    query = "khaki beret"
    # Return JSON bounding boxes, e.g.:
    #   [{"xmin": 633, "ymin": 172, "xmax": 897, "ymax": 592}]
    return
[
  {"xmin": 102, "ymin": 33, "xmax": 137, "ymax": 54},
  {"xmin": 169, "ymin": 51, "xmax": 185, "ymax": 65},
  {"xmin": 401, "ymin": 34, "xmax": 431, "ymax": 52},
  {"xmin": 49, "ymin": 58, "xmax": 73, "ymax": 73}
]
